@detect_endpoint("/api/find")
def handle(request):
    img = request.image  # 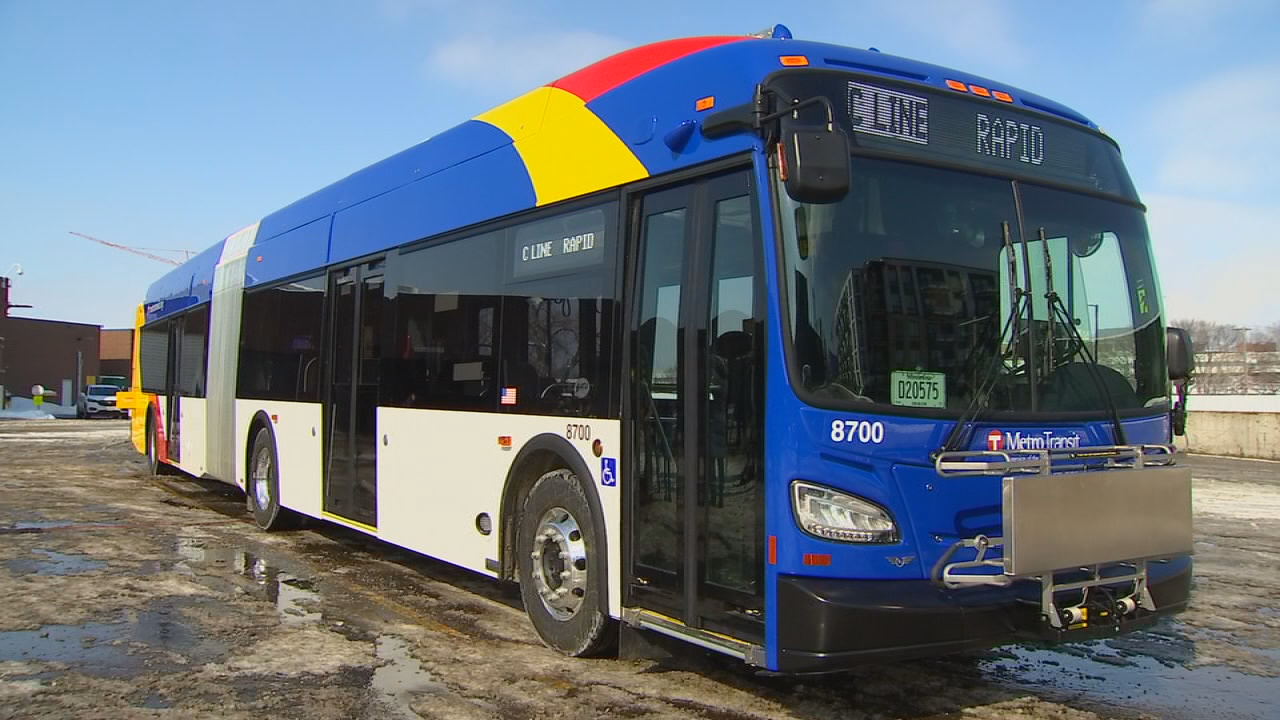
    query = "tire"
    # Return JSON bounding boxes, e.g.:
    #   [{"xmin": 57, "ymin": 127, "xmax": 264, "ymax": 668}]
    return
[
  {"xmin": 247, "ymin": 426, "xmax": 297, "ymax": 531},
  {"xmin": 145, "ymin": 415, "xmax": 165, "ymax": 476},
  {"xmin": 516, "ymin": 468, "xmax": 616, "ymax": 657}
]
